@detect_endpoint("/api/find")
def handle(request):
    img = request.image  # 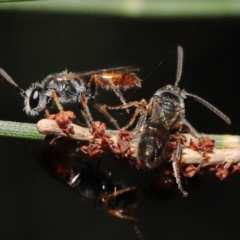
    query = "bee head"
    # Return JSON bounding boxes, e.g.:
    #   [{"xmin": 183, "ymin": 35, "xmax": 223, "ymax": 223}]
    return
[
  {"xmin": 23, "ymin": 83, "xmax": 47, "ymax": 116},
  {"xmin": 0, "ymin": 68, "xmax": 48, "ymax": 117},
  {"xmin": 168, "ymin": 46, "xmax": 231, "ymax": 125},
  {"xmin": 154, "ymin": 85, "xmax": 186, "ymax": 114}
]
